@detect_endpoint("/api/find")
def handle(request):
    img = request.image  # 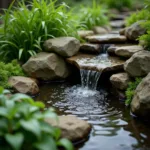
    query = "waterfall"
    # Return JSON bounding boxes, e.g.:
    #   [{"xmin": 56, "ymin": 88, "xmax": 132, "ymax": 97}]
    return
[{"xmin": 80, "ymin": 69, "xmax": 101, "ymax": 90}]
